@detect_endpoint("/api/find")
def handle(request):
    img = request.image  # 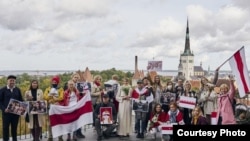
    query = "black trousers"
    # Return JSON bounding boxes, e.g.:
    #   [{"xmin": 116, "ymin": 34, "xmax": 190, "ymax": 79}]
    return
[
  {"xmin": 2, "ymin": 113, "xmax": 20, "ymax": 141},
  {"xmin": 95, "ymin": 118, "xmax": 116, "ymax": 137}
]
